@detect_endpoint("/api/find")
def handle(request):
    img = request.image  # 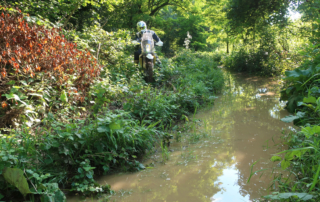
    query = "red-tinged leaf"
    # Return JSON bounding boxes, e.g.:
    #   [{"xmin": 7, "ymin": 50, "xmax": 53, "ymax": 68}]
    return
[
  {"xmin": 1, "ymin": 101, "xmax": 8, "ymax": 109},
  {"xmin": 14, "ymin": 63, "xmax": 19, "ymax": 69},
  {"xmin": 1, "ymin": 71, "xmax": 6, "ymax": 78},
  {"xmin": 6, "ymin": 42, "xmax": 9, "ymax": 48}
]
